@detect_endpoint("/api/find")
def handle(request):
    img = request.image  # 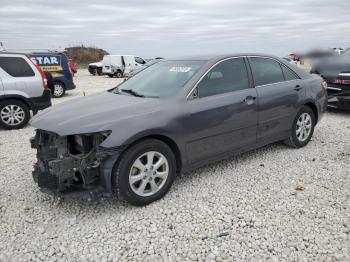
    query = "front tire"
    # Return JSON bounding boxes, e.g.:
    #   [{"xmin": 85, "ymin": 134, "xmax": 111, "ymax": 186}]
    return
[
  {"xmin": 0, "ymin": 100, "xmax": 30, "ymax": 129},
  {"xmin": 113, "ymin": 139, "xmax": 176, "ymax": 206},
  {"xmin": 284, "ymin": 106, "xmax": 315, "ymax": 148},
  {"xmin": 53, "ymin": 82, "xmax": 66, "ymax": 98}
]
